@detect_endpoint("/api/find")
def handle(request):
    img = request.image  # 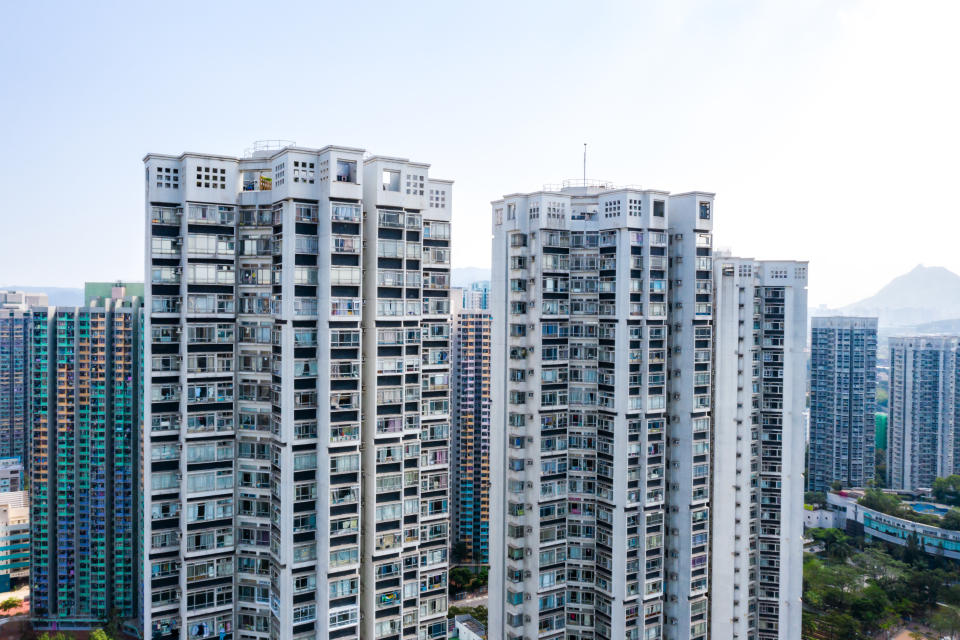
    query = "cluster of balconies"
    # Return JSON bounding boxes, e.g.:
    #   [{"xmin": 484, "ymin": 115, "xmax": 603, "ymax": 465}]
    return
[
  {"xmin": 369, "ymin": 203, "xmax": 451, "ymax": 640},
  {"xmin": 503, "ymin": 222, "xmax": 676, "ymax": 640},
  {"xmin": 148, "ymin": 165, "xmax": 455, "ymax": 638}
]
